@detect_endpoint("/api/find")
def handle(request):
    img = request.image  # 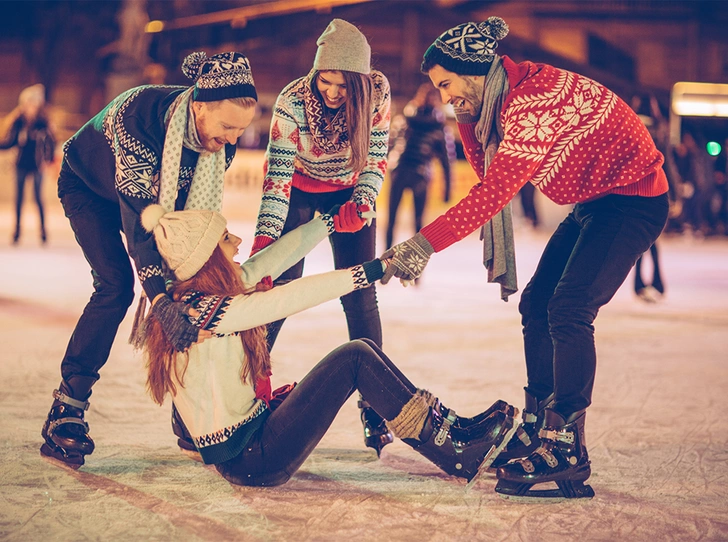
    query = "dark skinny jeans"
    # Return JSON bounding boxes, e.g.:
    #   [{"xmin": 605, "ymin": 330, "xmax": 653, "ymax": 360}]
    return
[
  {"xmin": 215, "ymin": 339, "xmax": 415, "ymax": 486},
  {"xmin": 56, "ymin": 162, "xmax": 135, "ymax": 389},
  {"xmin": 519, "ymin": 193, "xmax": 669, "ymax": 417},
  {"xmin": 14, "ymin": 166, "xmax": 46, "ymax": 236},
  {"xmin": 265, "ymin": 187, "xmax": 382, "ymax": 349}
]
